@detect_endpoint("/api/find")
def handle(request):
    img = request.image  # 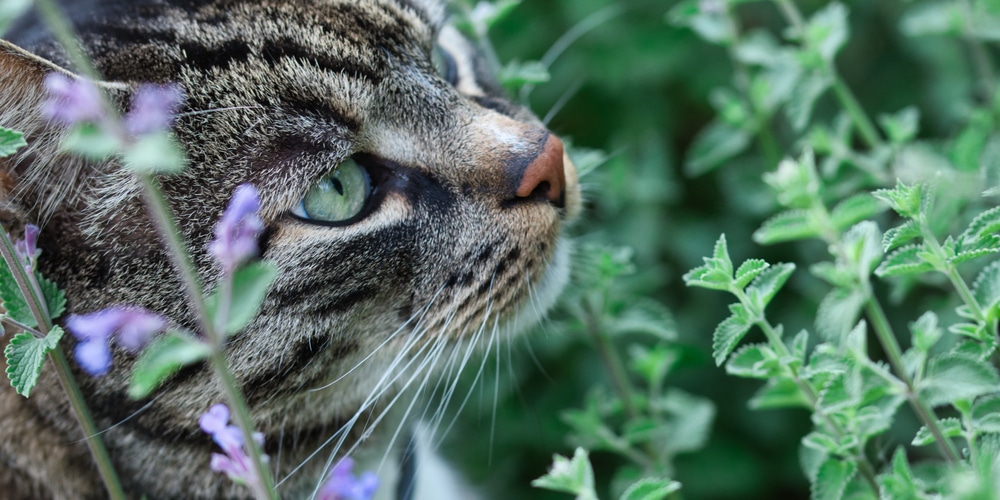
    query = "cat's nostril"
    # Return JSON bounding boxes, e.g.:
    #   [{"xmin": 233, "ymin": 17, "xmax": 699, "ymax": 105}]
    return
[{"xmin": 515, "ymin": 134, "xmax": 565, "ymax": 207}]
